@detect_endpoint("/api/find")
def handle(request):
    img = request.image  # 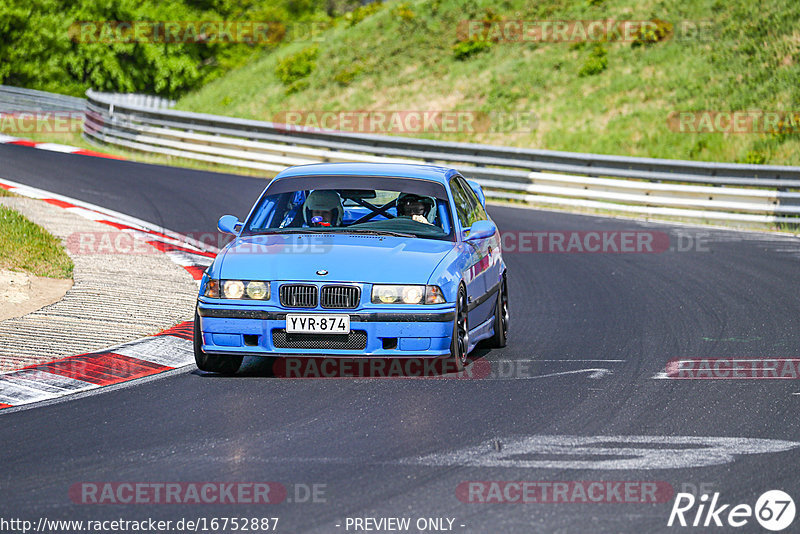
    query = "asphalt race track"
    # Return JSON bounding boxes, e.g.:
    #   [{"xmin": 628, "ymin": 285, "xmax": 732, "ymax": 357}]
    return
[{"xmin": 2, "ymin": 143, "xmax": 800, "ymax": 533}]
